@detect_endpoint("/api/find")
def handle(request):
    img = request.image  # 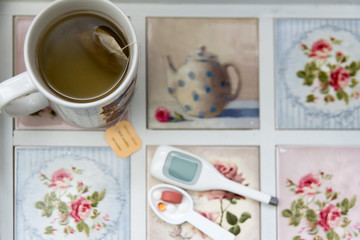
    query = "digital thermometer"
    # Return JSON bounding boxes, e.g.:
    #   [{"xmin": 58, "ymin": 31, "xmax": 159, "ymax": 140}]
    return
[{"xmin": 151, "ymin": 145, "xmax": 278, "ymax": 205}]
